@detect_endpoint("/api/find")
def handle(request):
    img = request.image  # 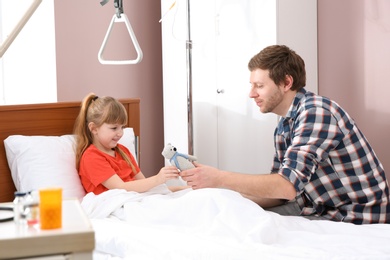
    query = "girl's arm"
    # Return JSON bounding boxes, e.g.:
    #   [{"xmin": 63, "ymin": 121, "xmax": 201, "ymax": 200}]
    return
[{"xmin": 102, "ymin": 166, "xmax": 181, "ymax": 193}]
